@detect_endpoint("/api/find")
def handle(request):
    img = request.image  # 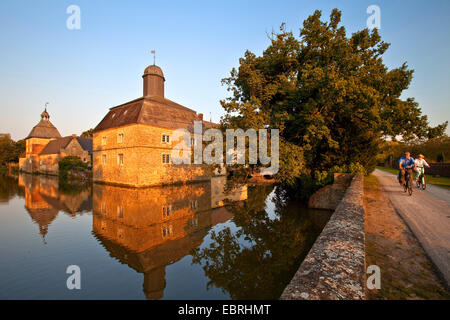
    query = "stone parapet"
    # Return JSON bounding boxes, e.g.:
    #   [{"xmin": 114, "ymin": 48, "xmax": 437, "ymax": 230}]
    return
[{"xmin": 280, "ymin": 174, "xmax": 365, "ymax": 300}]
